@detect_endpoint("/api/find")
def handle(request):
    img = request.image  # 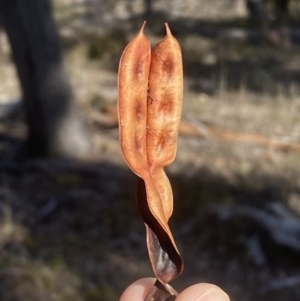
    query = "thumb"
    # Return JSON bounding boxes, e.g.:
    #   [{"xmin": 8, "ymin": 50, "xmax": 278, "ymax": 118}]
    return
[
  {"xmin": 120, "ymin": 278, "xmax": 230, "ymax": 301},
  {"xmin": 176, "ymin": 283, "xmax": 230, "ymax": 301},
  {"xmin": 119, "ymin": 278, "xmax": 155, "ymax": 301}
]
